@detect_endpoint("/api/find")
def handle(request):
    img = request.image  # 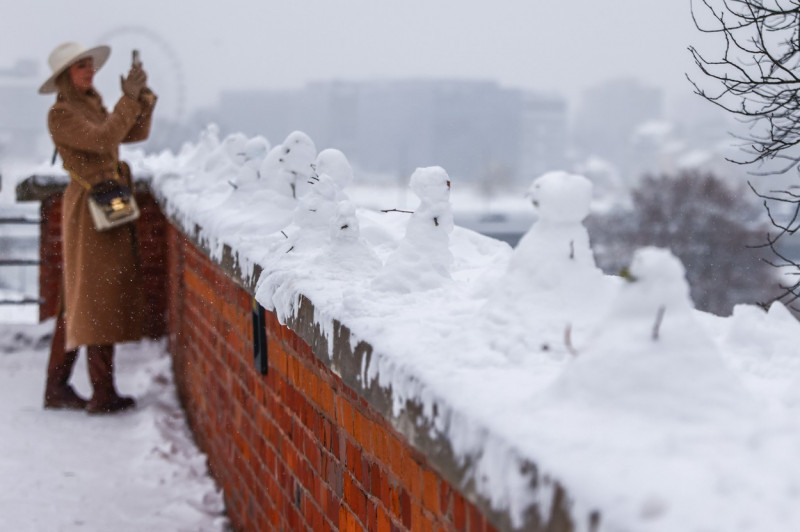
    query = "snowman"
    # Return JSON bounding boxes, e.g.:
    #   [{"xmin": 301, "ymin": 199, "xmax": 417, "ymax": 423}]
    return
[
  {"xmin": 292, "ymin": 149, "xmax": 355, "ymax": 239},
  {"xmin": 259, "ymin": 131, "xmax": 317, "ymax": 198},
  {"xmin": 324, "ymin": 200, "xmax": 382, "ymax": 274},
  {"xmin": 229, "ymin": 135, "xmax": 271, "ymax": 190},
  {"xmin": 551, "ymin": 247, "xmax": 754, "ymax": 422},
  {"xmin": 483, "ymin": 171, "xmax": 615, "ymax": 359},
  {"xmin": 203, "ymin": 132, "xmax": 248, "ymax": 181},
  {"xmin": 372, "ymin": 166, "xmax": 454, "ymax": 293}
]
